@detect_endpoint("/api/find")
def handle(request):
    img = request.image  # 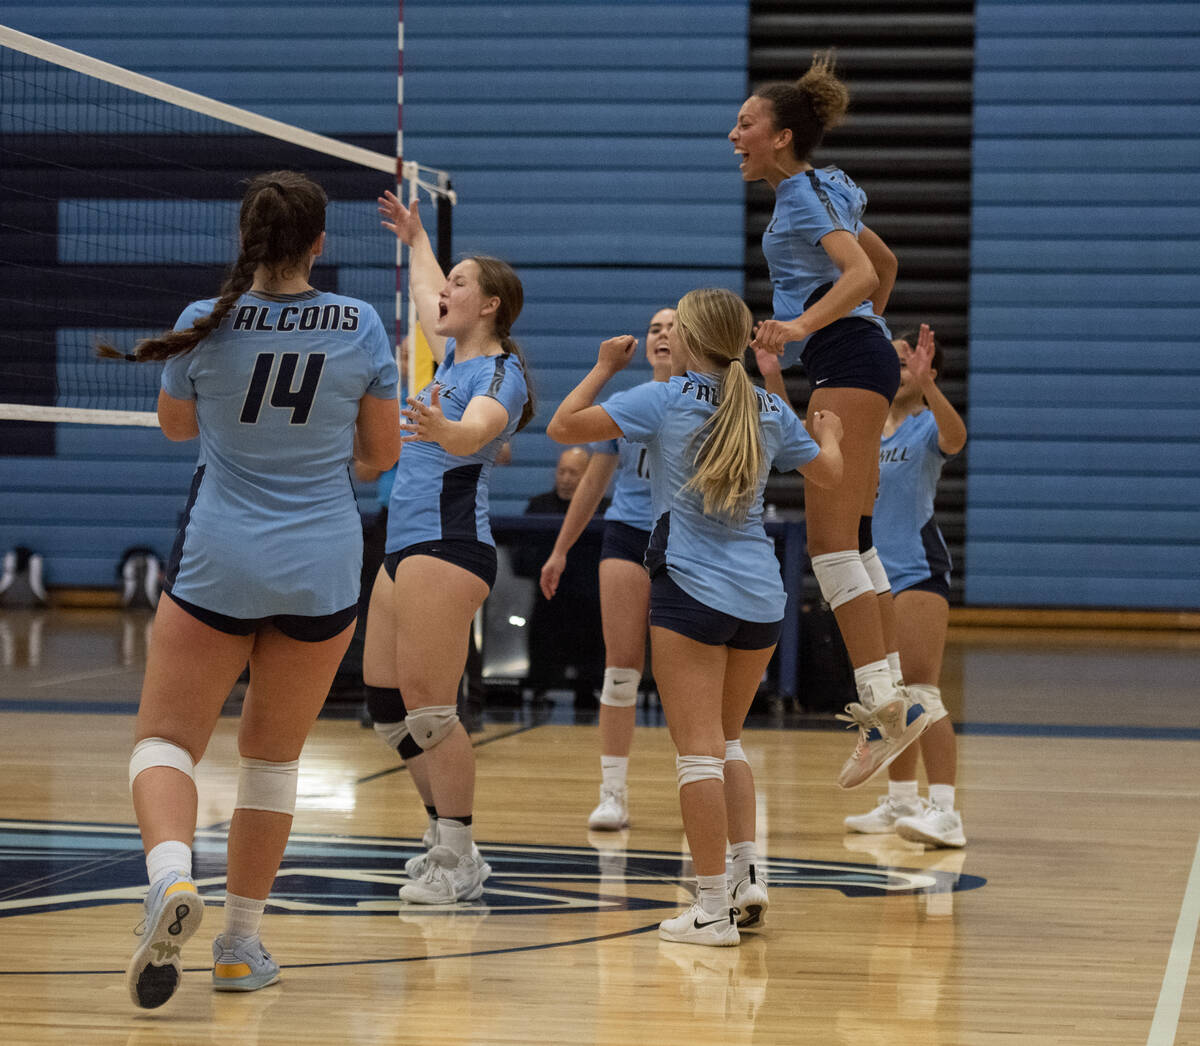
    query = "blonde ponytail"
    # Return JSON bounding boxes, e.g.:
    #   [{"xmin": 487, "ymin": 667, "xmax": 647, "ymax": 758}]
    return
[{"xmin": 675, "ymin": 288, "xmax": 763, "ymax": 522}]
